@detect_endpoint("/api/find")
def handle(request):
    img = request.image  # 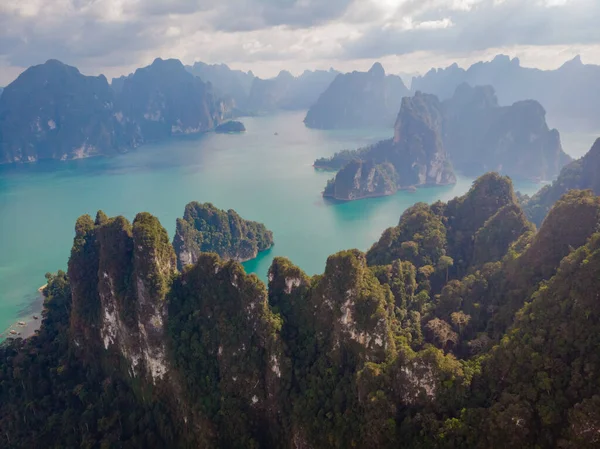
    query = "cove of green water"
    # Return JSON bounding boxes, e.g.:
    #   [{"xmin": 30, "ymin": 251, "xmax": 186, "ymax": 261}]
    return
[{"xmin": 0, "ymin": 111, "xmax": 543, "ymax": 333}]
